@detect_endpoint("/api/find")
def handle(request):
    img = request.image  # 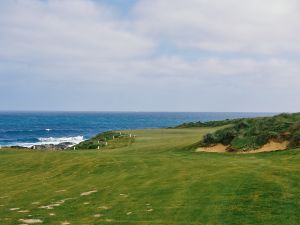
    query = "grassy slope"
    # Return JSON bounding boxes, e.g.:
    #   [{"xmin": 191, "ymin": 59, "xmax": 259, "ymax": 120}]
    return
[{"xmin": 0, "ymin": 127, "xmax": 299, "ymax": 225}]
